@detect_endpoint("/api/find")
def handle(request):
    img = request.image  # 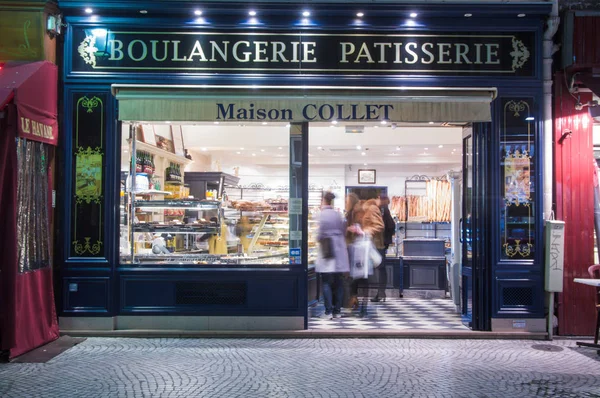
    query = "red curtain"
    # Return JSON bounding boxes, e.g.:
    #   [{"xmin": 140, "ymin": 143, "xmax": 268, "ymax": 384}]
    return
[{"xmin": 0, "ymin": 105, "xmax": 19, "ymax": 354}]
